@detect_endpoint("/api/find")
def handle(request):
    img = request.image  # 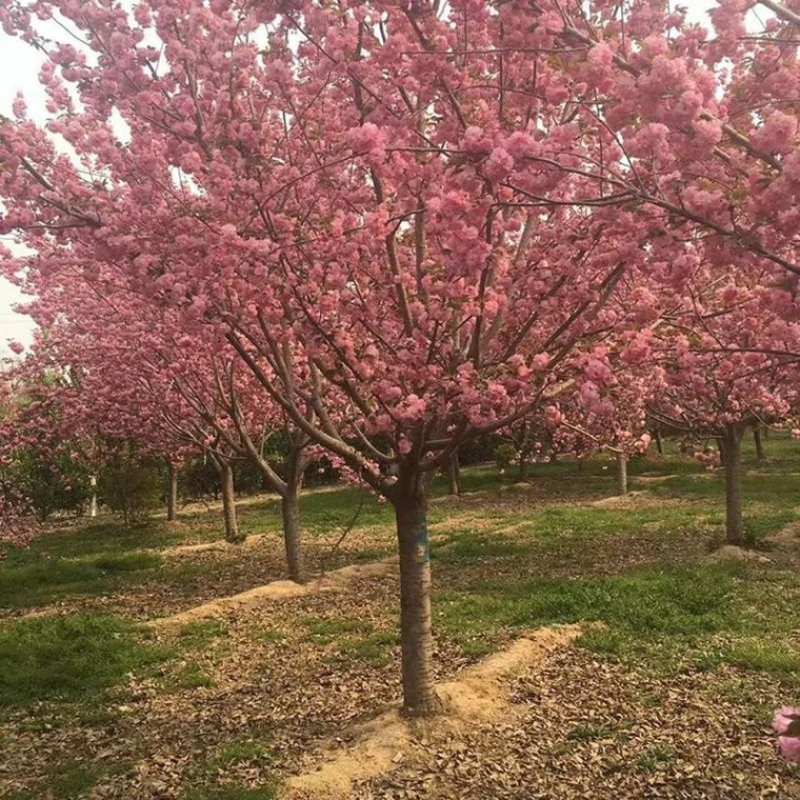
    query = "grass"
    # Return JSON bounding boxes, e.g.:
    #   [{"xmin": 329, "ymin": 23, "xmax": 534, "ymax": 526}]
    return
[
  {"xmin": 301, "ymin": 616, "xmax": 400, "ymax": 666},
  {"xmin": 0, "ymin": 551, "xmax": 162, "ymax": 610},
  {"xmin": 0, "ymin": 484, "xmax": 397, "ymax": 612},
  {"xmin": 180, "ymin": 737, "xmax": 276, "ymax": 800},
  {"xmin": 567, "ymin": 724, "xmax": 614, "ymax": 741},
  {"xmin": 183, "ymin": 786, "xmax": 276, "ymax": 800},
  {"xmin": 175, "ymin": 663, "xmax": 215, "ymax": 689},
  {"xmin": 337, "ymin": 630, "xmax": 401, "ymax": 667},
  {"xmin": 0, "ymin": 613, "xmax": 169, "ymax": 709},
  {"xmin": 437, "ymin": 563, "xmax": 743, "ymax": 647},
  {"xmin": 302, "ymin": 616, "xmax": 375, "ymax": 643},
  {"xmin": 257, "ymin": 627, "xmax": 288, "ymax": 645},
  {"xmin": 186, "ymin": 486, "xmax": 394, "ymax": 542},
  {"xmin": 207, "ymin": 738, "xmax": 275, "ymax": 770},
  {"xmin": 178, "ymin": 620, "xmax": 230, "ymax": 649},
  {"xmin": 5, "ymin": 760, "xmax": 133, "ymax": 800},
  {"xmin": 636, "ymin": 746, "xmax": 675, "ymax": 771}
]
